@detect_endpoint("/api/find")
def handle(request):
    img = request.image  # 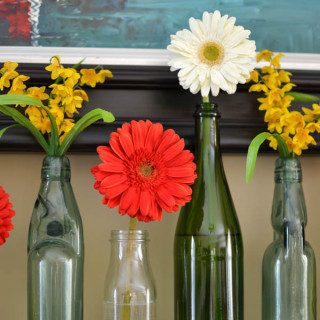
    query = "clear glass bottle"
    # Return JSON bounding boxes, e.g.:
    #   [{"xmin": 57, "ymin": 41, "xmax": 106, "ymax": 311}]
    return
[
  {"xmin": 174, "ymin": 103, "xmax": 243, "ymax": 320},
  {"xmin": 262, "ymin": 158, "xmax": 317, "ymax": 320},
  {"xmin": 27, "ymin": 156, "xmax": 84, "ymax": 320},
  {"xmin": 104, "ymin": 230, "xmax": 156, "ymax": 320}
]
